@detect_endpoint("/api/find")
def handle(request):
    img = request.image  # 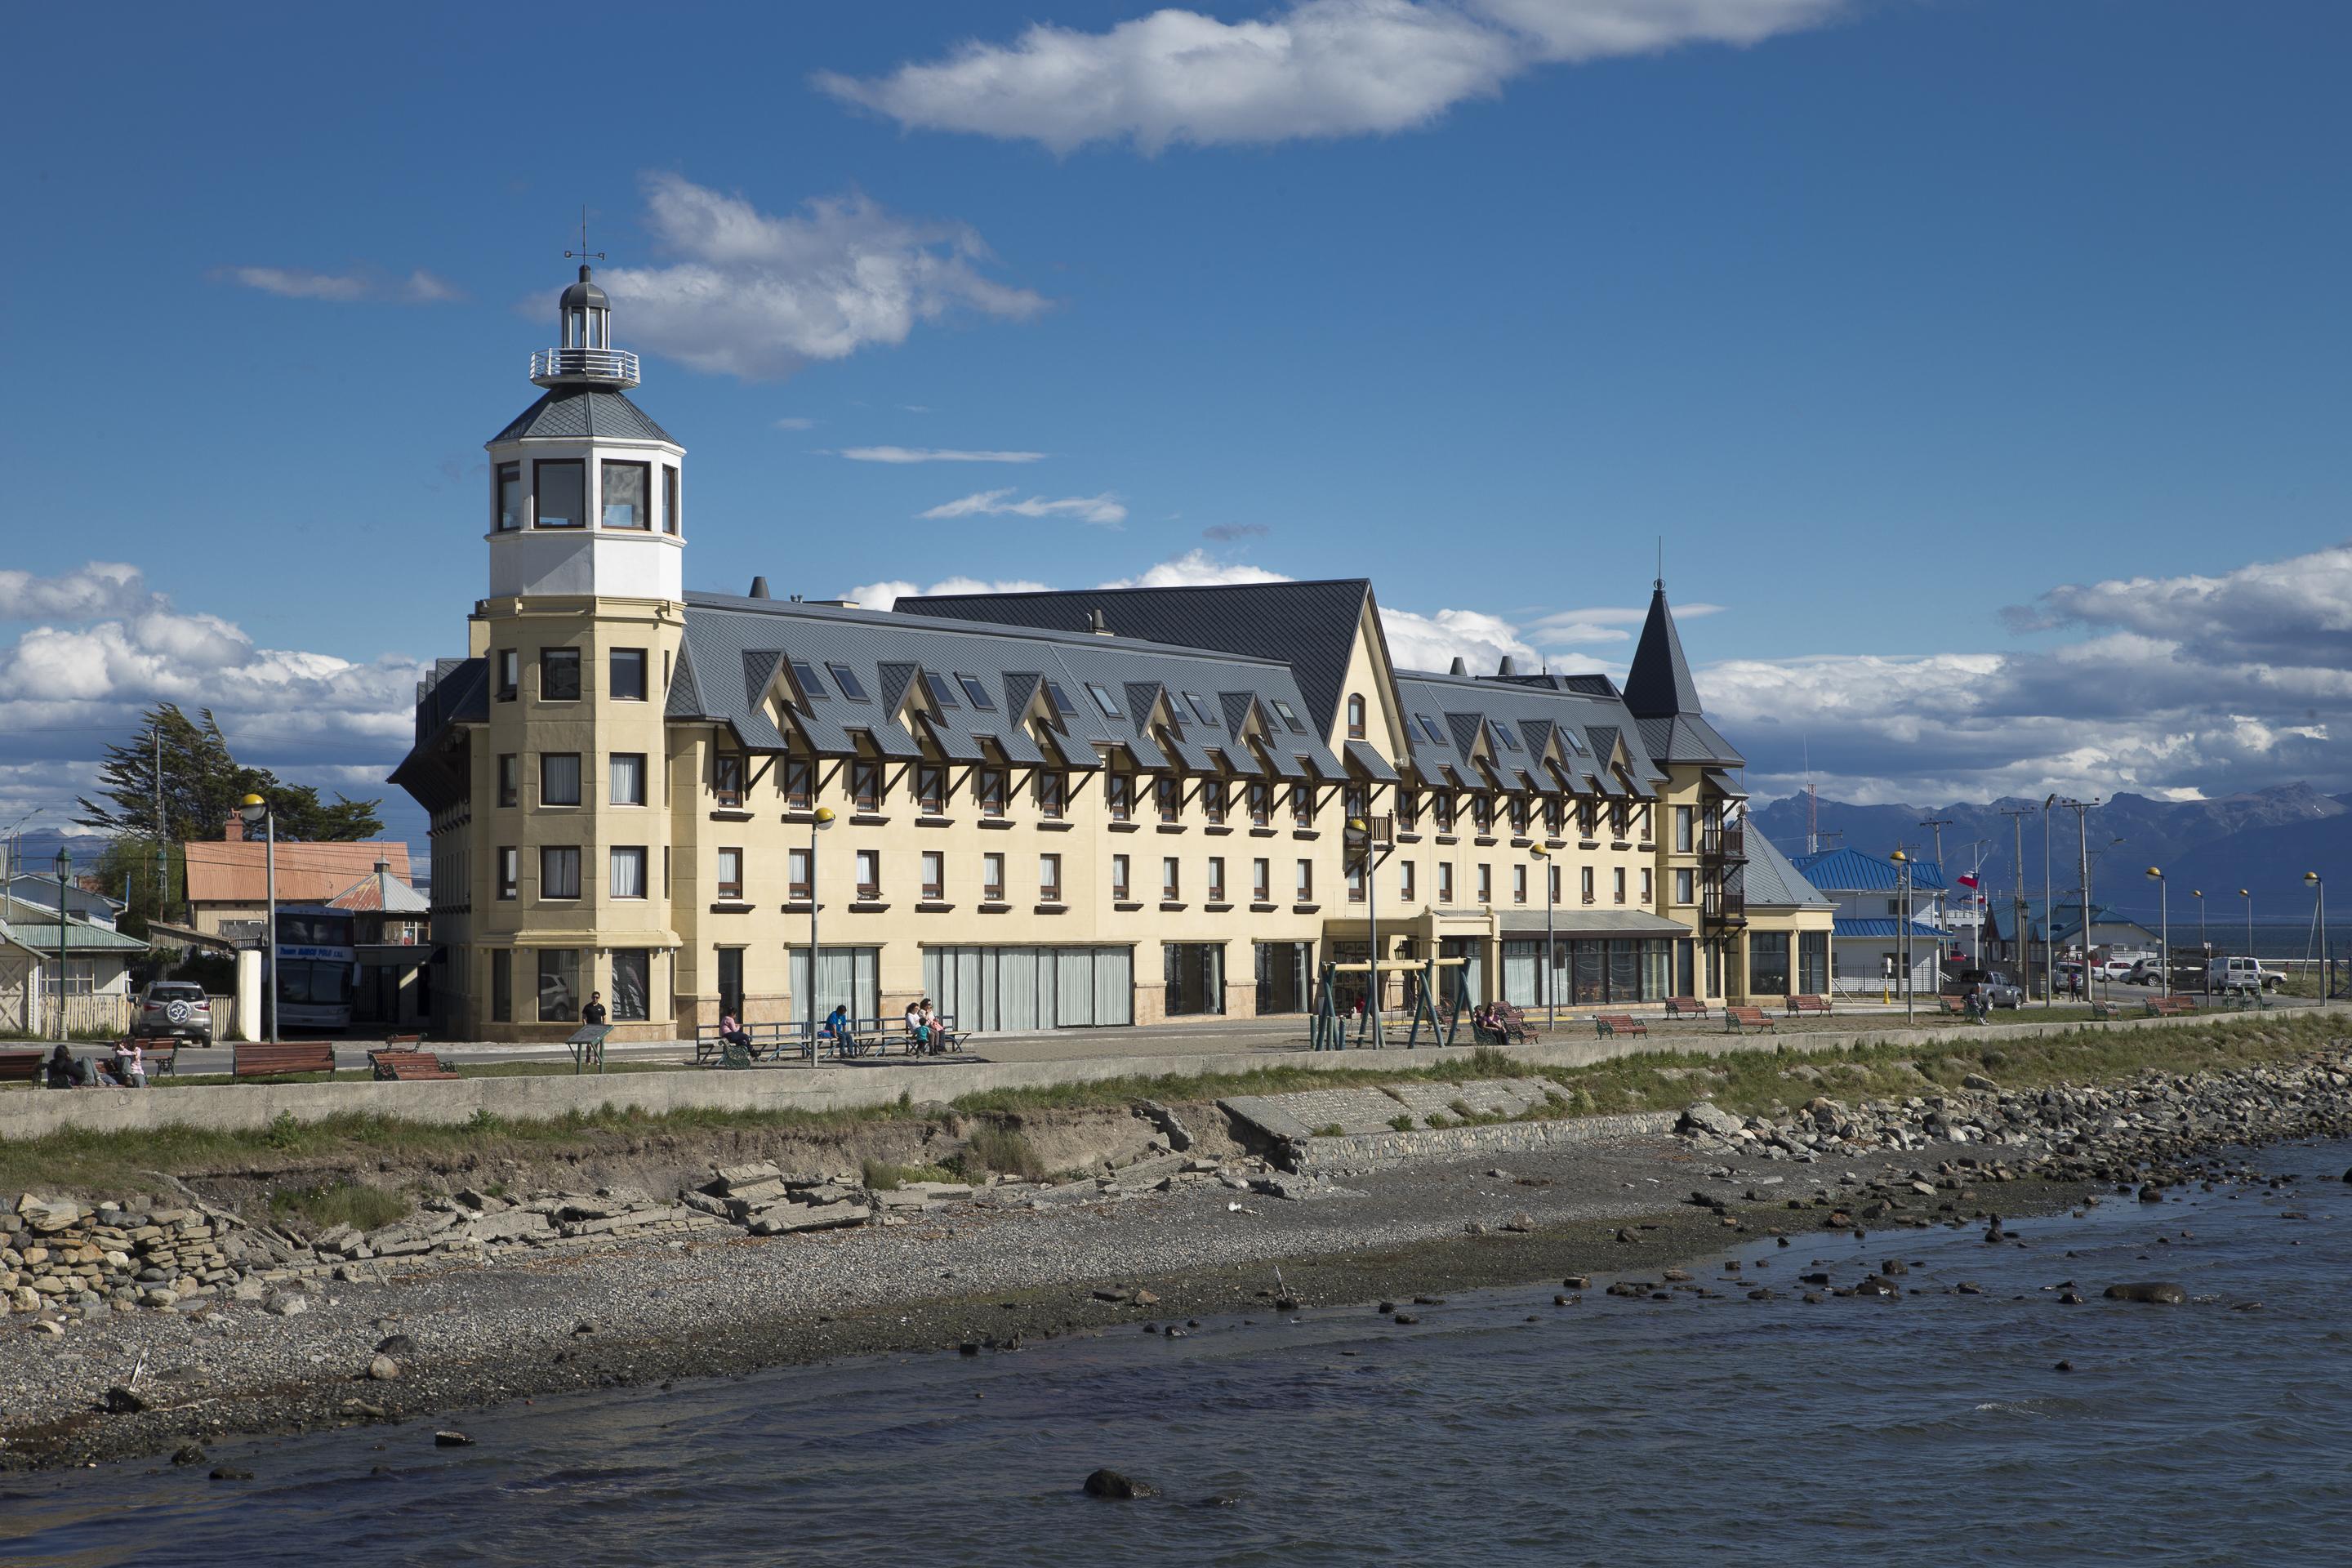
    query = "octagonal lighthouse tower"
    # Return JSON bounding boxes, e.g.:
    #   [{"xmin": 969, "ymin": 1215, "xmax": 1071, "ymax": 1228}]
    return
[{"xmin": 468, "ymin": 265, "xmax": 686, "ymax": 1031}]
